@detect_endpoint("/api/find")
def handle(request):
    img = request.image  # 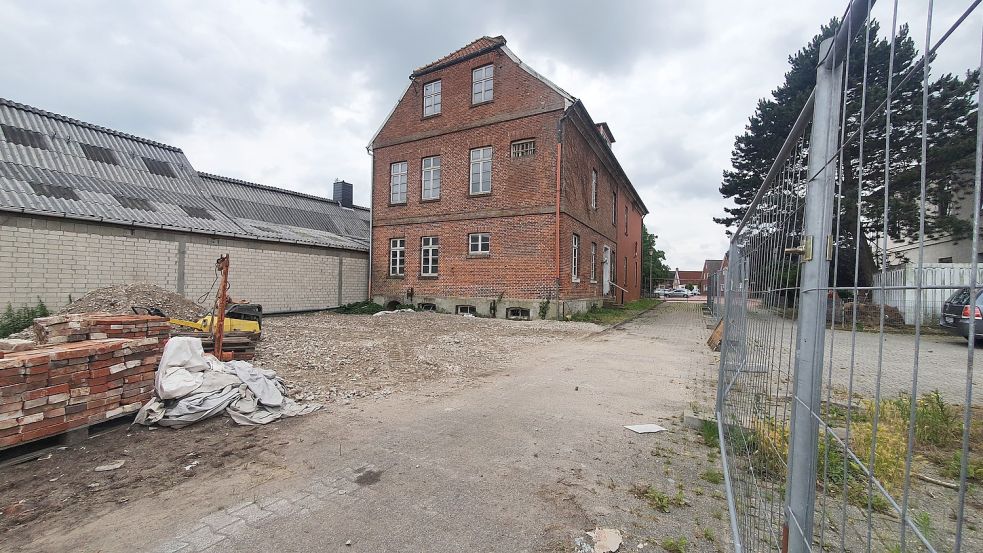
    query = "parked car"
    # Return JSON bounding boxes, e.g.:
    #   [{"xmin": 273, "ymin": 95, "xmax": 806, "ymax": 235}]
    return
[
  {"xmin": 940, "ymin": 287, "xmax": 983, "ymax": 340},
  {"xmin": 666, "ymin": 289, "xmax": 690, "ymax": 298}
]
